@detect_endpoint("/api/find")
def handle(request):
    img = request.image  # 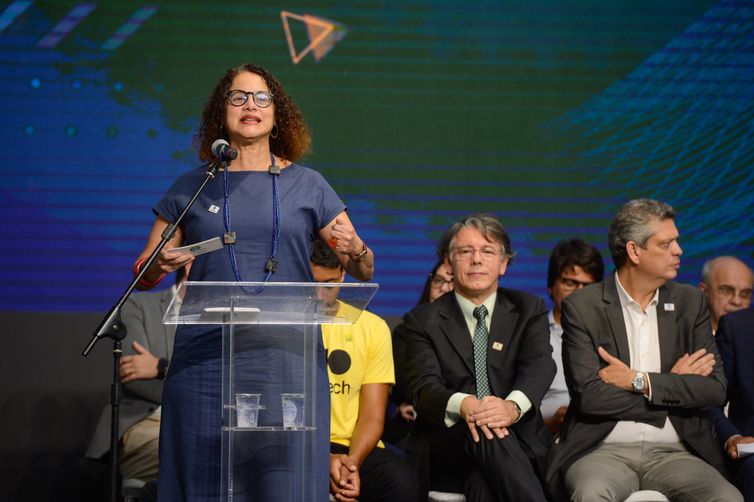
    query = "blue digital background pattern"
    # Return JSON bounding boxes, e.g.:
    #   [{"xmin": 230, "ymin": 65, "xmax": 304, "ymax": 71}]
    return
[
  {"xmin": 548, "ymin": 0, "xmax": 754, "ymax": 266},
  {"xmin": 1, "ymin": 0, "xmax": 751, "ymax": 316}
]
